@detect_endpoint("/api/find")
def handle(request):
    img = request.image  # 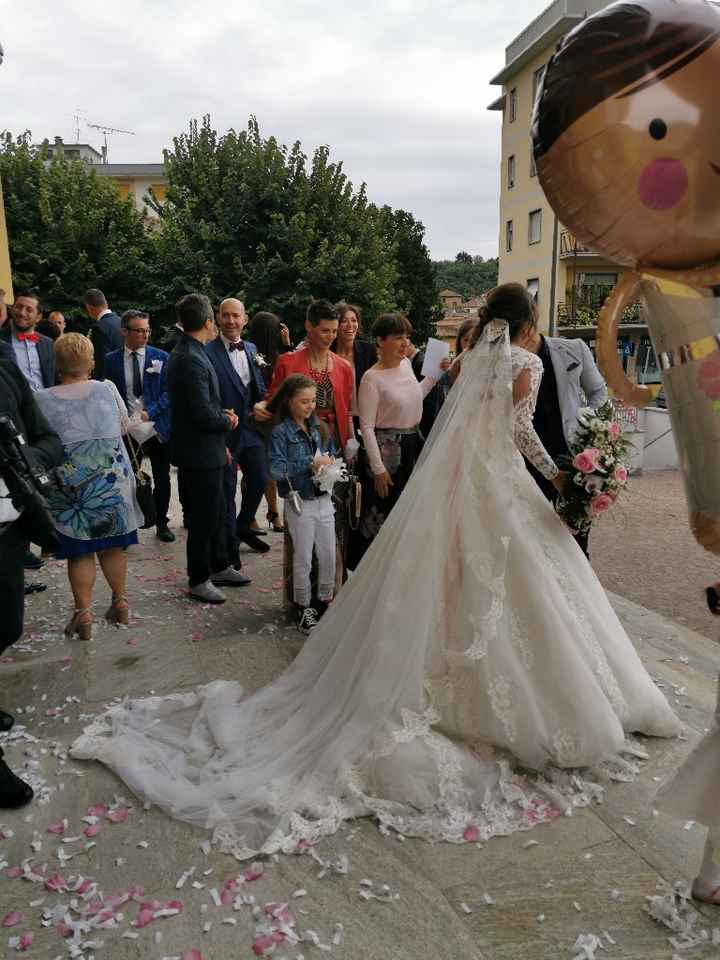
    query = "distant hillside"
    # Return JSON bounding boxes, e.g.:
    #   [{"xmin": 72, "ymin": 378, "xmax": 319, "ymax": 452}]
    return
[{"xmin": 432, "ymin": 256, "xmax": 498, "ymax": 300}]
